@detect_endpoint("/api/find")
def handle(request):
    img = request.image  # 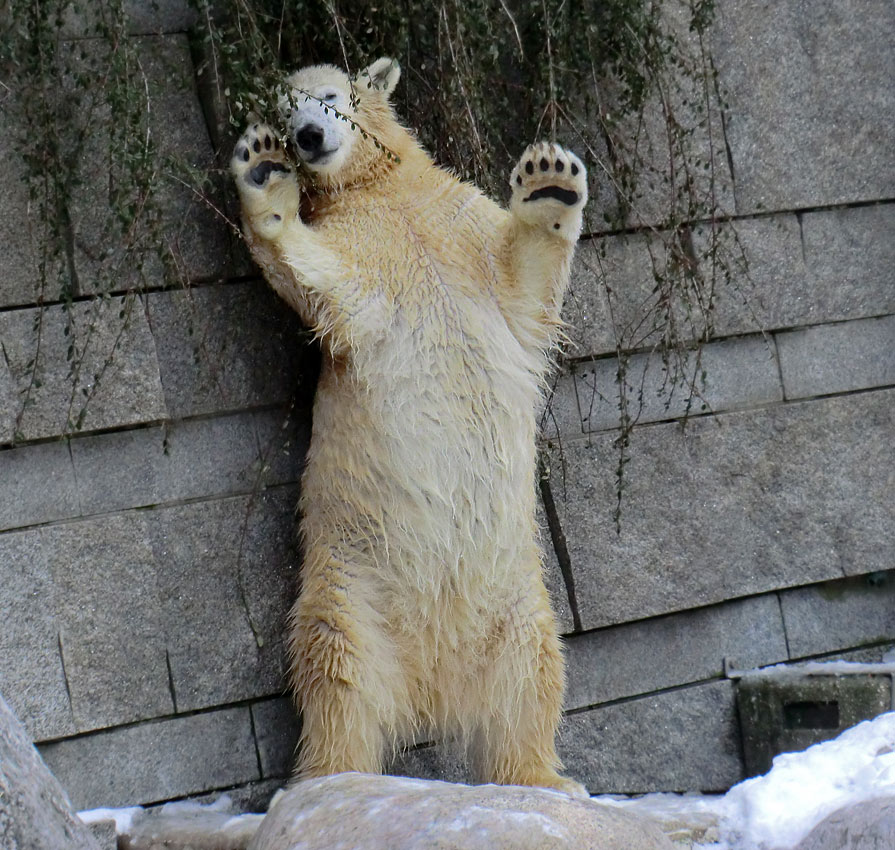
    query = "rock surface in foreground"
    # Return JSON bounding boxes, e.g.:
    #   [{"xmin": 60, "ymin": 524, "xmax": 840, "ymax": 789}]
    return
[
  {"xmin": 792, "ymin": 795, "xmax": 895, "ymax": 850},
  {"xmin": 249, "ymin": 773, "xmax": 674, "ymax": 850},
  {"xmin": 0, "ymin": 691, "xmax": 101, "ymax": 850}
]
